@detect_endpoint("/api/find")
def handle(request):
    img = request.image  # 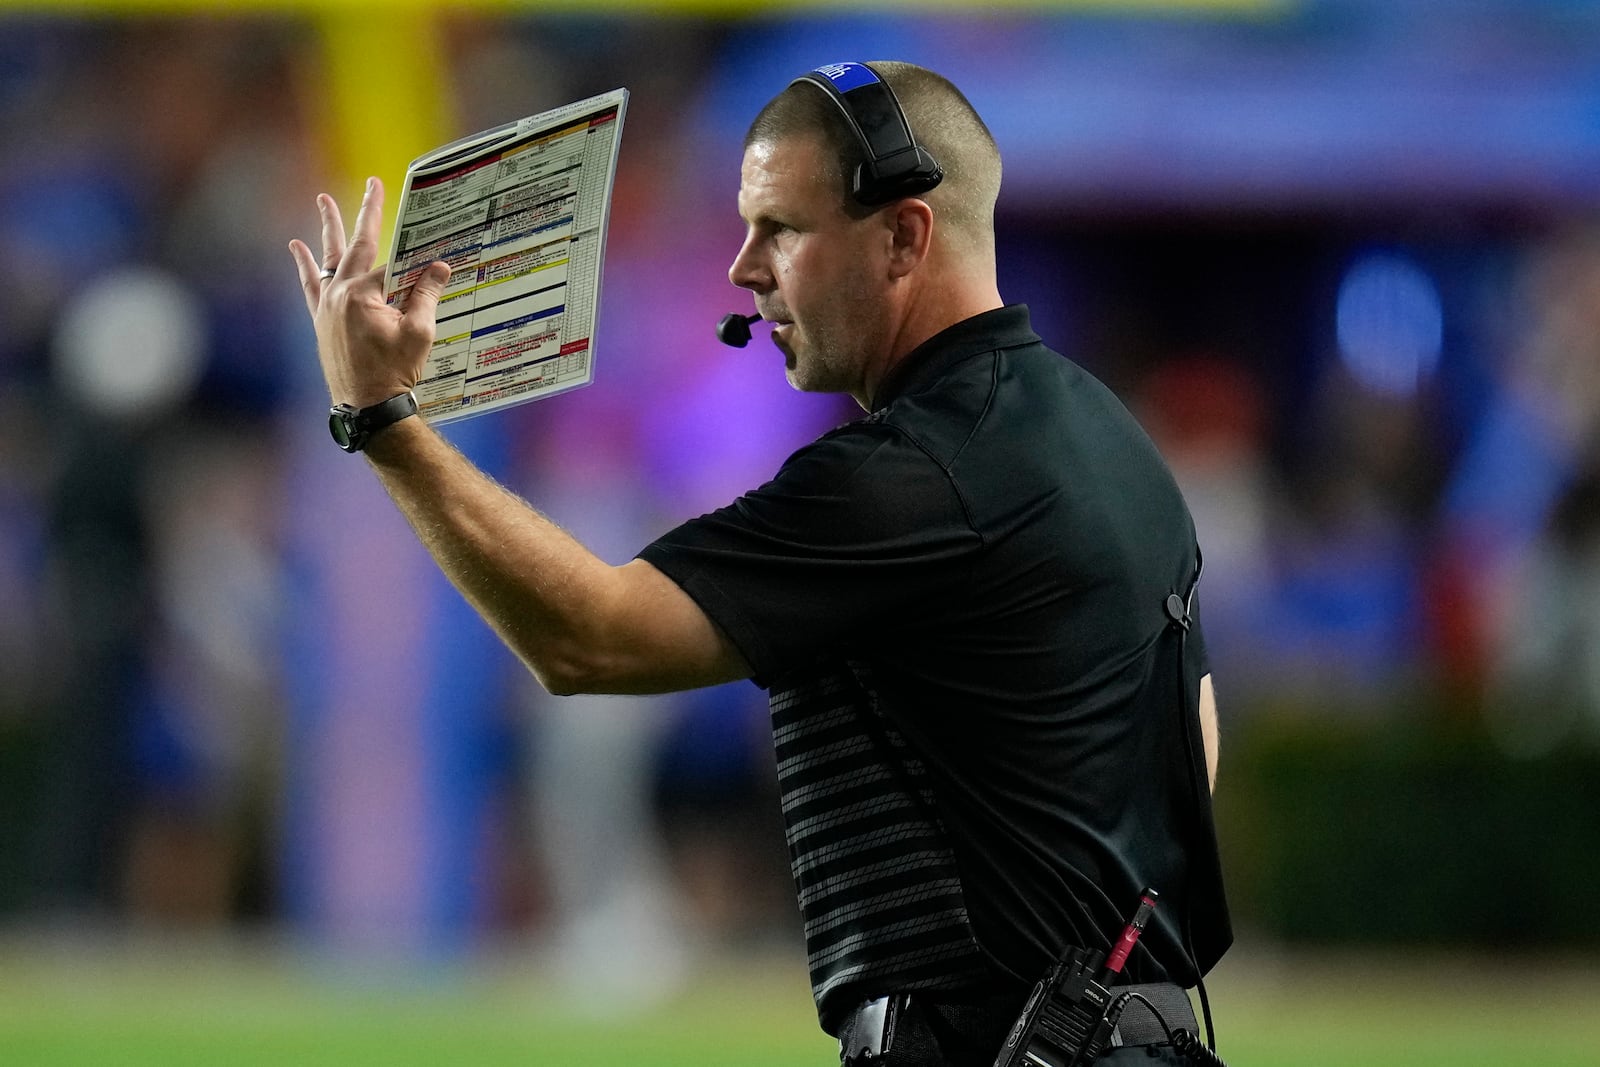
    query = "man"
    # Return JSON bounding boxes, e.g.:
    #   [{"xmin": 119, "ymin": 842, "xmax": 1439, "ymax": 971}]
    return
[{"xmin": 290, "ymin": 61, "xmax": 1228, "ymax": 1066}]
